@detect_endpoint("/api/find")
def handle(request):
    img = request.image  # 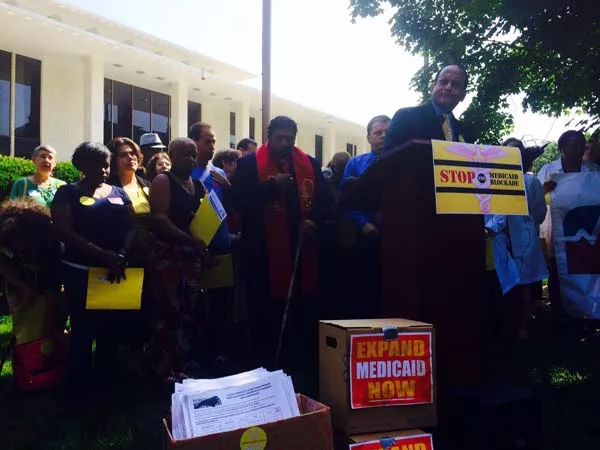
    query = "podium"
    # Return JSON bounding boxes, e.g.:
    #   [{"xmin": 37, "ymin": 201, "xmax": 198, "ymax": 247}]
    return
[{"xmin": 340, "ymin": 140, "xmax": 487, "ymax": 390}]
